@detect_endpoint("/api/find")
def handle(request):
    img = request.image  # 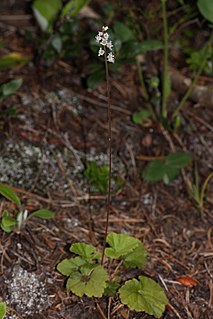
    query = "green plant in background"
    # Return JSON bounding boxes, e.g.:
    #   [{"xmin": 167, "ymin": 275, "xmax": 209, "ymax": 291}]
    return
[
  {"xmin": 84, "ymin": 161, "xmax": 124, "ymax": 194},
  {"xmin": 84, "ymin": 161, "xmax": 109, "ymax": 194},
  {"xmin": 0, "ymin": 183, "xmax": 54, "ymax": 233},
  {"xmin": 57, "ymin": 232, "xmax": 167, "ymax": 318},
  {"xmin": 0, "ymin": 79, "xmax": 23, "ymax": 102},
  {"xmin": 159, "ymin": 0, "xmax": 213, "ymax": 124},
  {"xmin": 190, "ymin": 168, "xmax": 213, "ymax": 215},
  {"xmin": 31, "ymin": 0, "xmax": 90, "ymax": 61},
  {"xmin": 0, "ymin": 302, "xmax": 6, "ymax": 319},
  {"xmin": 143, "ymin": 152, "xmax": 192, "ymax": 184}
]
